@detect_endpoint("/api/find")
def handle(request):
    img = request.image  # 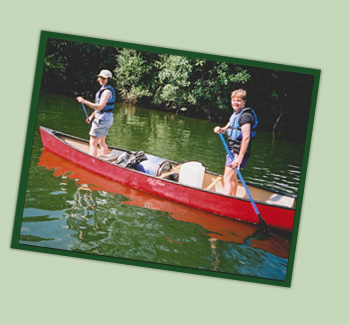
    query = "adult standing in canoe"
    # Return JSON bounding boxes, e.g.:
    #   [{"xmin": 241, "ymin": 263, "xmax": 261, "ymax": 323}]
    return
[
  {"xmin": 214, "ymin": 89, "xmax": 257, "ymax": 197},
  {"xmin": 76, "ymin": 69, "xmax": 116, "ymax": 157}
]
